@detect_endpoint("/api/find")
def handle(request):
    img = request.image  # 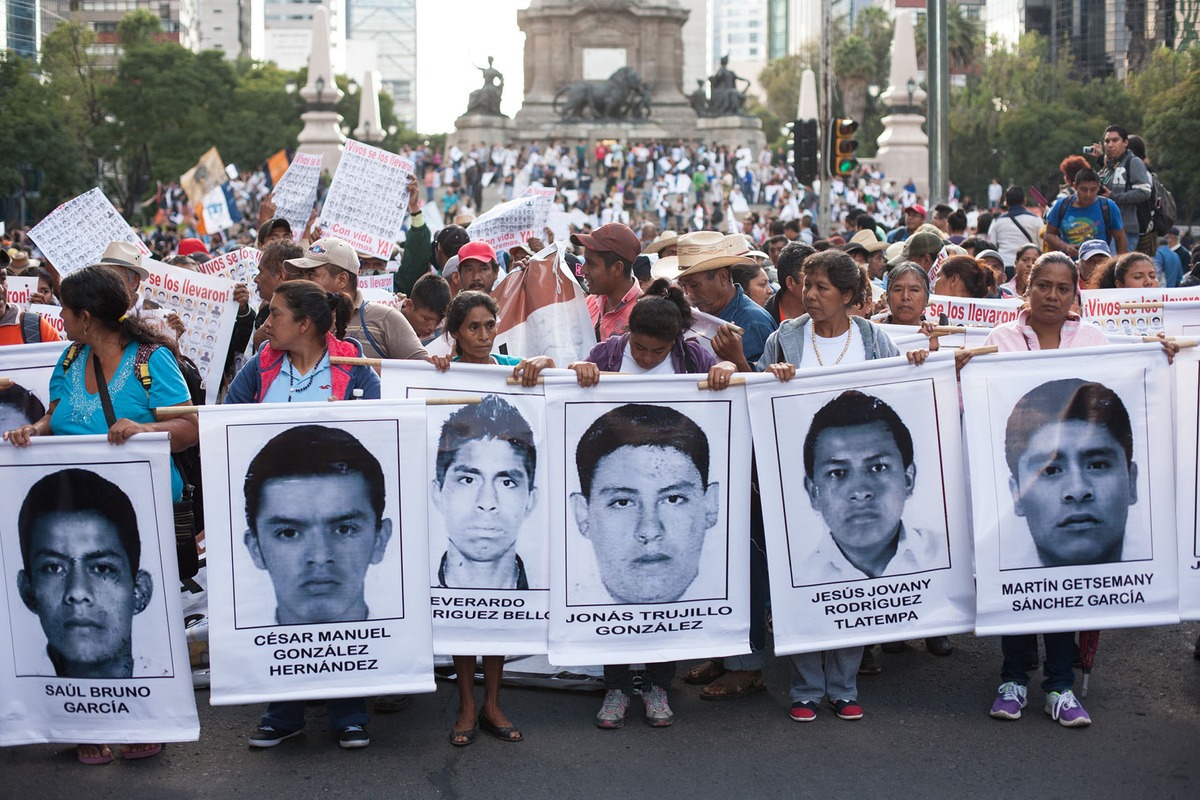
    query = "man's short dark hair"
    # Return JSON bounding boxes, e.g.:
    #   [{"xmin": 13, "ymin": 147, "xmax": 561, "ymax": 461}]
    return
[
  {"xmin": 244, "ymin": 425, "xmax": 386, "ymax": 531},
  {"xmin": 765, "ymin": 235, "xmax": 788, "ymax": 250},
  {"xmin": 1004, "ymin": 379, "xmax": 1133, "ymax": 477},
  {"xmin": 784, "ymin": 219, "xmax": 801, "ymax": 234},
  {"xmin": 960, "ymin": 235, "xmax": 996, "ymax": 254},
  {"xmin": 0, "ymin": 382, "xmax": 46, "ymax": 424},
  {"xmin": 933, "ymin": 204, "xmax": 953, "ymax": 220},
  {"xmin": 775, "ymin": 241, "xmax": 815, "ymax": 289},
  {"xmin": 409, "ymin": 273, "xmax": 451, "ymax": 317},
  {"xmin": 260, "ymin": 240, "xmax": 304, "ymax": 278},
  {"xmin": 19, "ymin": 469, "xmax": 140, "ymax": 574},
  {"xmin": 575, "ymin": 404, "xmax": 710, "ymax": 499},
  {"xmin": 948, "ymin": 209, "xmax": 967, "ymax": 232},
  {"xmin": 1005, "ymin": 186, "xmax": 1026, "ymax": 208},
  {"xmin": 435, "ymin": 395, "xmax": 536, "ymax": 487},
  {"xmin": 803, "ymin": 391, "xmax": 914, "ymax": 480},
  {"xmin": 856, "ymin": 215, "xmax": 877, "ymax": 232},
  {"xmin": 434, "ymin": 225, "xmax": 470, "ymax": 258},
  {"xmin": 1074, "ymin": 168, "xmax": 1100, "ymax": 185},
  {"xmin": 1104, "ymin": 124, "xmax": 1129, "ymax": 141}
]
